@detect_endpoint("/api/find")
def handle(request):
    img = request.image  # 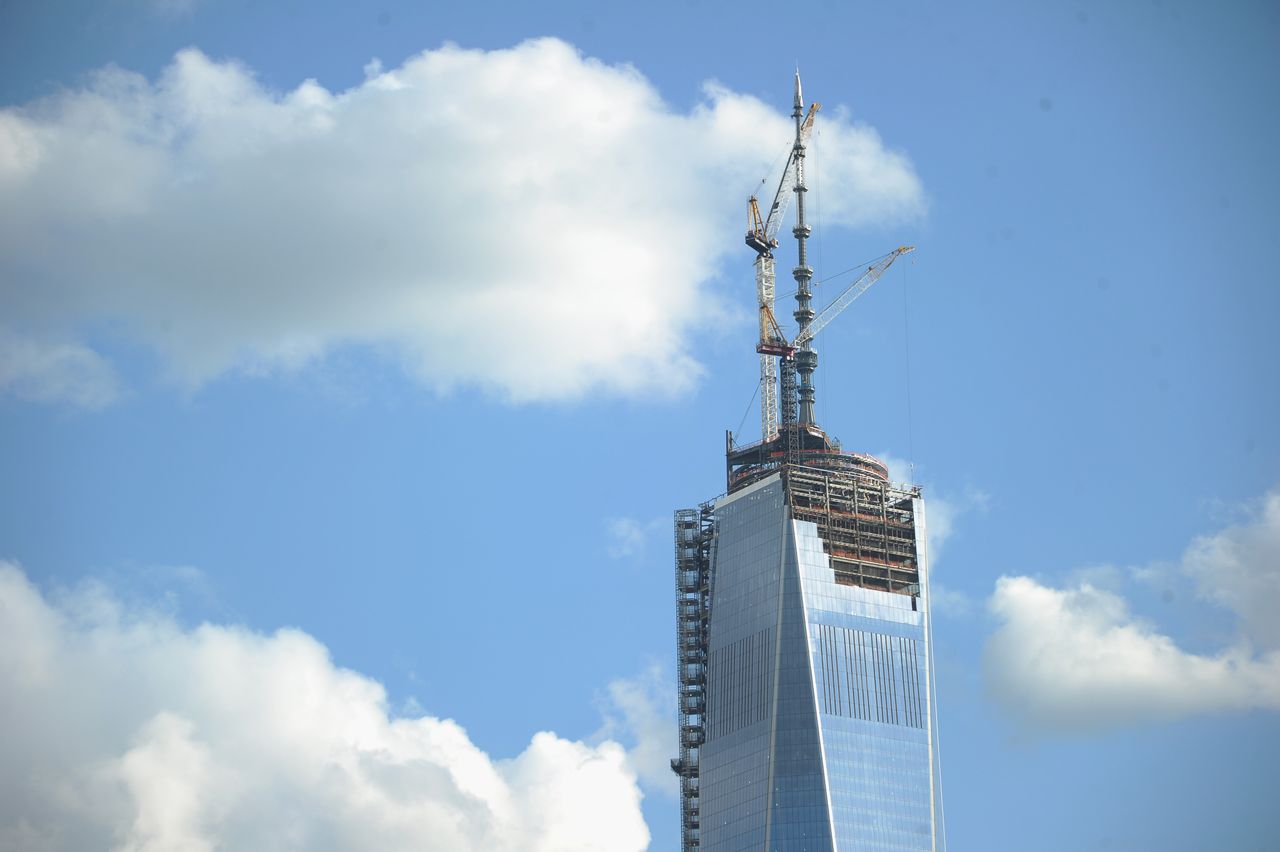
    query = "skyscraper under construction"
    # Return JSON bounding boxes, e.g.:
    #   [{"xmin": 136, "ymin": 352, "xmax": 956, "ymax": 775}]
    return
[{"xmin": 672, "ymin": 75, "xmax": 943, "ymax": 851}]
